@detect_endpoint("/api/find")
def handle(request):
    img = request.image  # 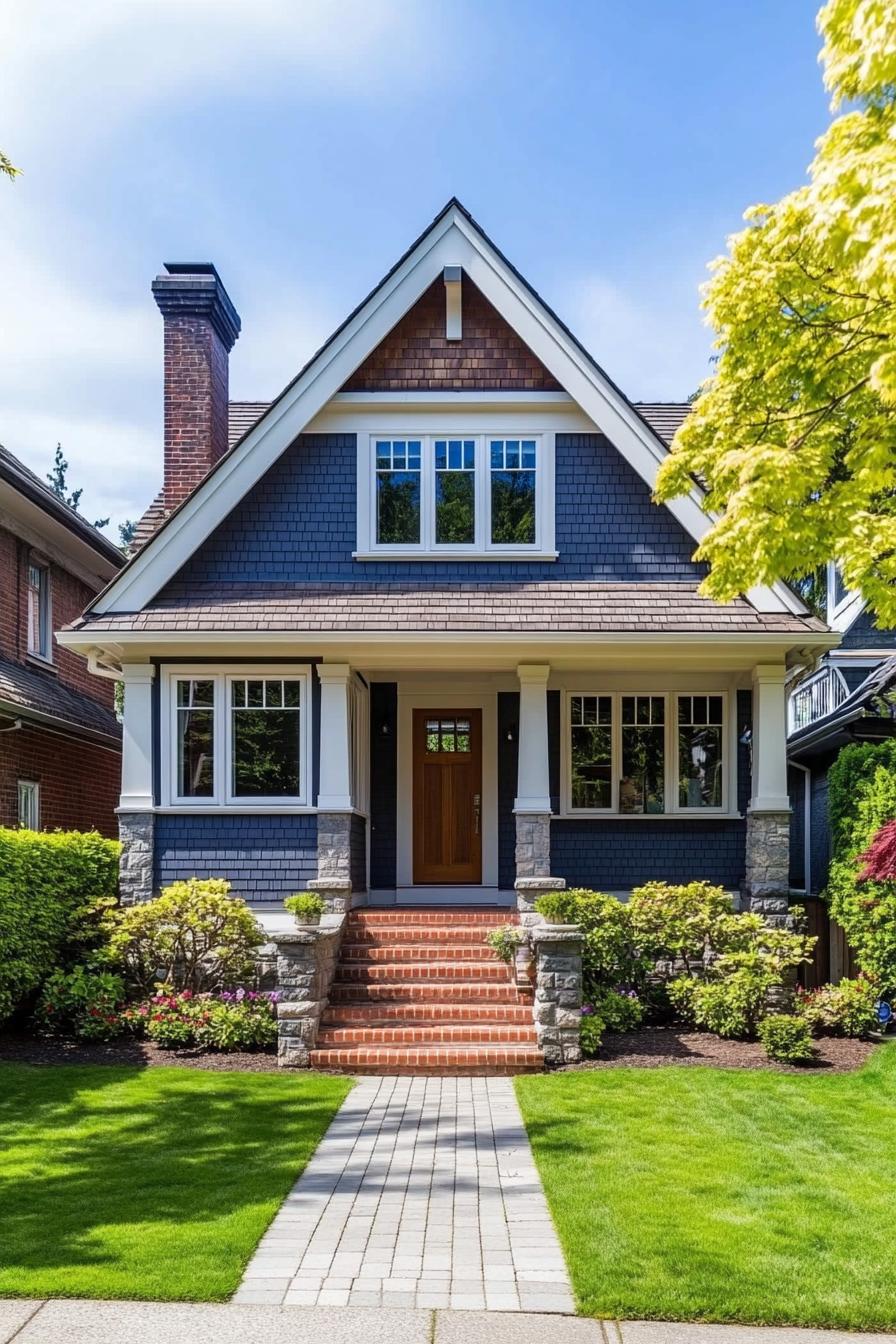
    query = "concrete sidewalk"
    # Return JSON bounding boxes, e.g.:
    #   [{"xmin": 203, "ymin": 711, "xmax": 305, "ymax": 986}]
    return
[{"xmin": 1, "ymin": 1302, "xmax": 892, "ymax": 1344}]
